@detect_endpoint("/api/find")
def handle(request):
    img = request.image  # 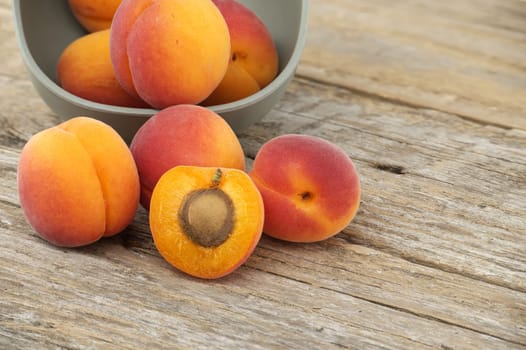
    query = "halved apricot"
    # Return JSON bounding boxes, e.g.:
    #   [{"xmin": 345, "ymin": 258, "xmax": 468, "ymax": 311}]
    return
[{"xmin": 149, "ymin": 166, "xmax": 264, "ymax": 279}]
